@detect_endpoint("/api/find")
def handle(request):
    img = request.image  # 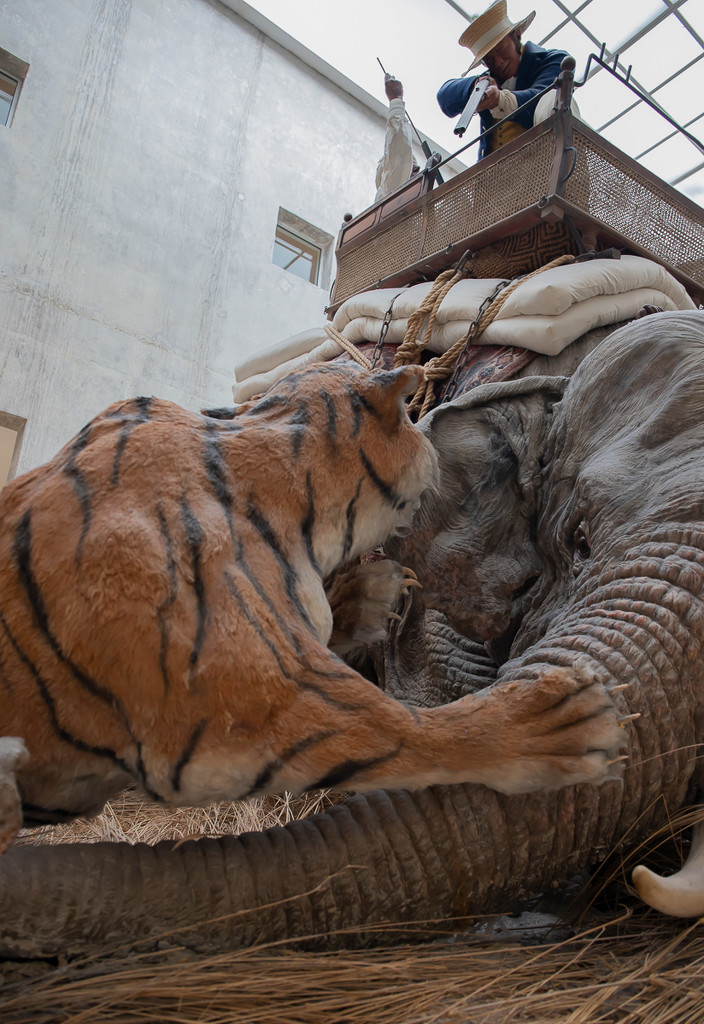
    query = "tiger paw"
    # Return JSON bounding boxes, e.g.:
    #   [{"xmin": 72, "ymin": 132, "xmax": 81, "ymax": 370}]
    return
[
  {"xmin": 479, "ymin": 659, "xmax": 626, "ymax": 794},
  {"xmin": 0, "ymin": 737, "xmax": 29, "ymax": 857},
  {"xmin": 327, "ymin": 559, "xmax": 419, "ymax": 656}
]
